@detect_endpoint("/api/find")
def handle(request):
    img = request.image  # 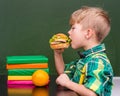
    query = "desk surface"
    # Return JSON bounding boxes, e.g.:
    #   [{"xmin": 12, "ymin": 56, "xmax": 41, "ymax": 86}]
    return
[
  {"xmin": 0, "ymin": 75, "xmax": 119, "ymax": 96},
  {"xmin": 0, "ymin": 75, "xmax": 79, "ymax": 96}
]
